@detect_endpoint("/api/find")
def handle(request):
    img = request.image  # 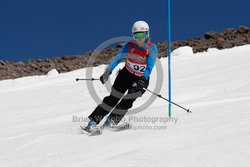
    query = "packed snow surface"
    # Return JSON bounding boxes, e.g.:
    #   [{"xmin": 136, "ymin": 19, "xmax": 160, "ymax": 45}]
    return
[{"xmin": 1, "ymin": 45, "xmax": 250, "ymax": 167}]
